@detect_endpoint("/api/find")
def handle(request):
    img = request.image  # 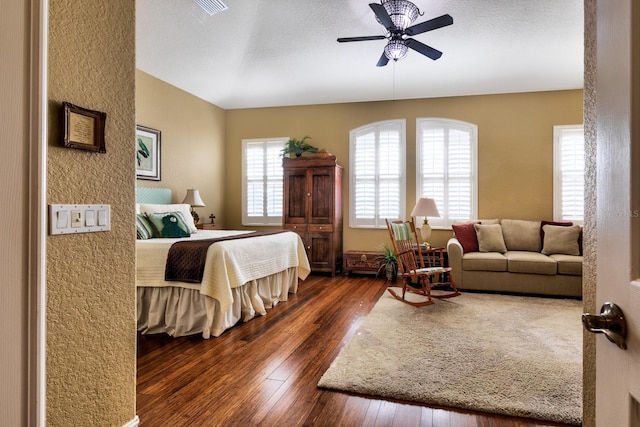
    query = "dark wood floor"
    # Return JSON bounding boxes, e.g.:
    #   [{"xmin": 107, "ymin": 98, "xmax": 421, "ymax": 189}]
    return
[{"xmin": 137, "ymin": 275, "xmax": 575, "ymax": 427}]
